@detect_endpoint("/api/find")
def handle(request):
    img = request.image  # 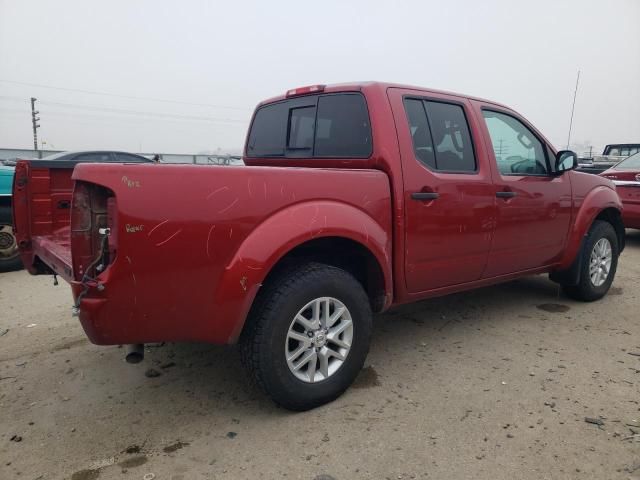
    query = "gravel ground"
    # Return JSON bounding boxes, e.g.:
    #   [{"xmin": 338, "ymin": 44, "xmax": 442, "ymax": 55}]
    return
[{"xmin": 1, "ymin": 230, "xmax": 639, "ymax": 480}]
